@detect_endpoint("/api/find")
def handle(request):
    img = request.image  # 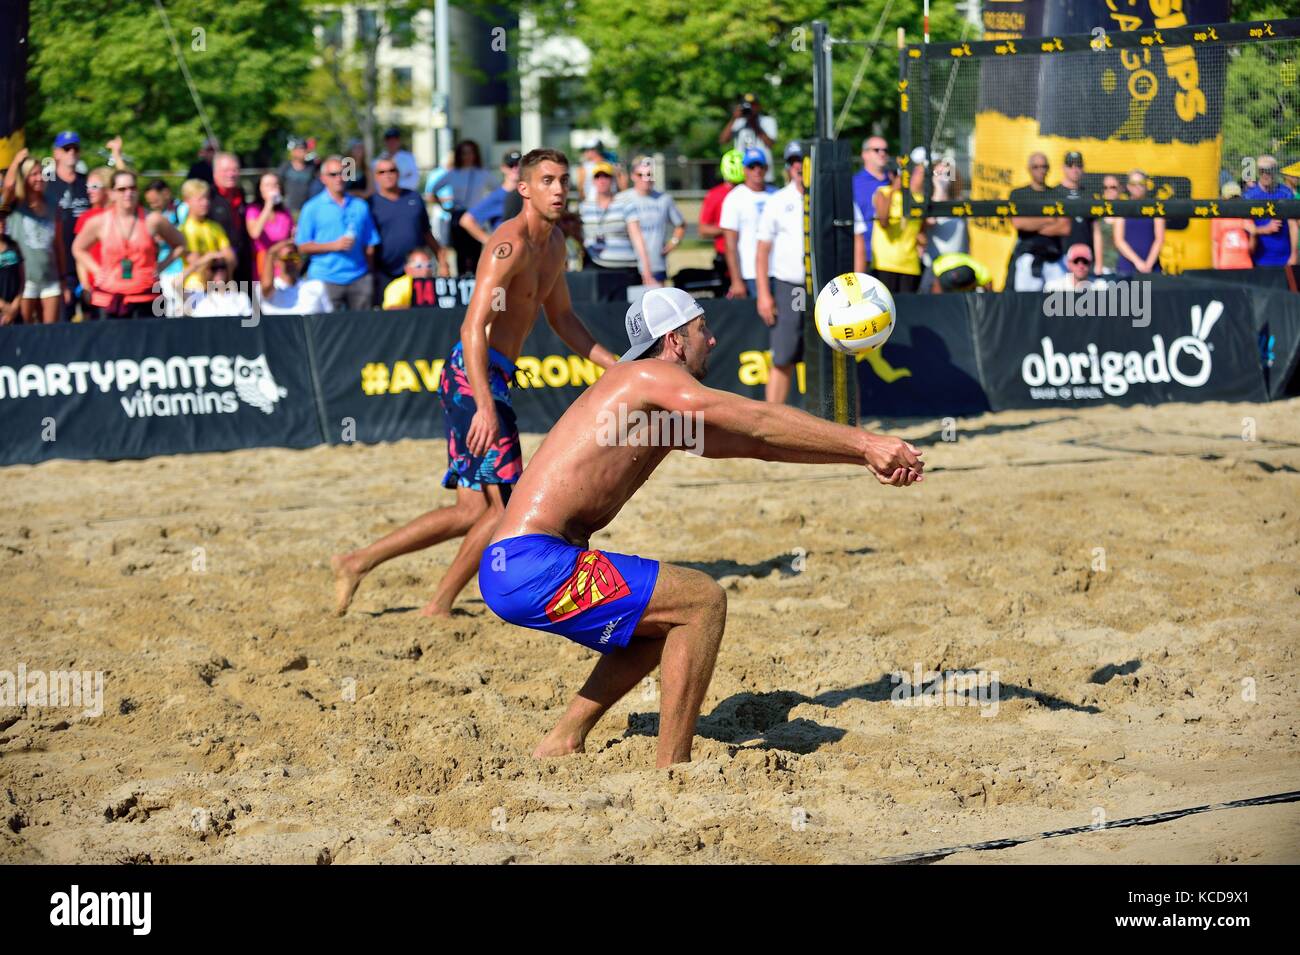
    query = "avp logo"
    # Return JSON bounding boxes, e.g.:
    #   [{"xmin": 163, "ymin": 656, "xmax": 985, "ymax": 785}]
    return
[
  {"xmin": 1021, "ymin": 300, "xmax": 1223, "ymax": 399},
  {"xmin": 233, "ymin": 355, "xmax": 288, "ymax": 414}
]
